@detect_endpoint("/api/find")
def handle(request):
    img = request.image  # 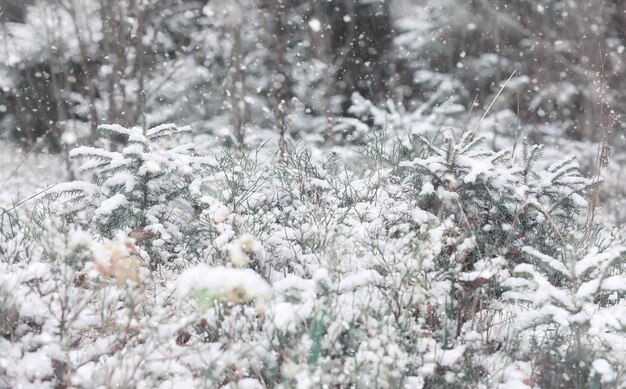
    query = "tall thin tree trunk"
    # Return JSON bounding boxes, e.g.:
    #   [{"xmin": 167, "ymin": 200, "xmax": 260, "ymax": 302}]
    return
[{"xmin": 230, "ymin": 23, "xmax": 246, "ymax": 148}]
